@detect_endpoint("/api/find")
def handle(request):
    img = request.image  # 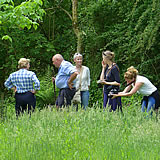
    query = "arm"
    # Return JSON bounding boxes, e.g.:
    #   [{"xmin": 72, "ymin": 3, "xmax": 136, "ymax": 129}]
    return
[
  {"xmin": 31, "ymin": 74, "xmax": 40, "ymax": 94},
  {"xmin": 100, "ymin": 65, "xmax": 120, "ymax": 86},
  {"xmin": 4, "ymin": 76, "xmax": 14, "ymax": 90},
  {"xmin": 100, "ymin": 61, "xmax": 106, "ymax": 80},
  {"xmin": 87, "ymin": 67, "xmax": 90, "ymax": 89},
  {"xmin": 101, "ymin": 81, "xmax": 120, "ymax": 86},
  {"xmin": 122, "ymin": 85, "xmax": 132, "ymax": 93},
  {"xmin": 112, "ymin": 82, "xmax": 143, "ymax": 98},
  {"xmin": 68, "ymin": 72, "xmax": 78, "ymax": 89}
]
